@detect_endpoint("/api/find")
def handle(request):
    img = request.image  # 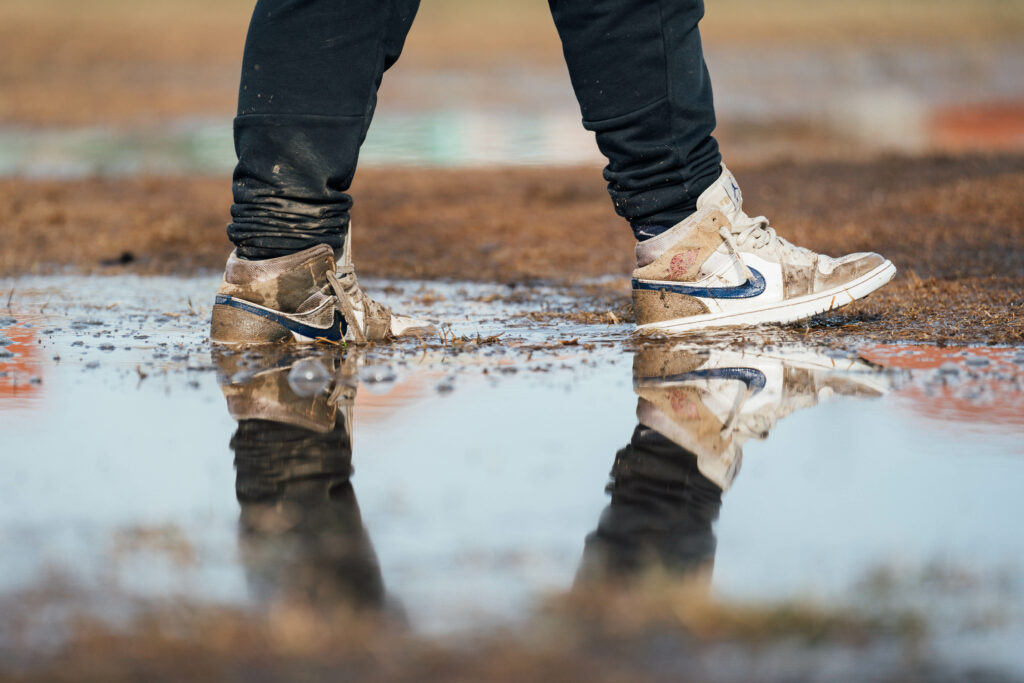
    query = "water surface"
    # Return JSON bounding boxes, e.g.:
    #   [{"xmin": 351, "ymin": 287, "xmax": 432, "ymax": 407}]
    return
[{"xmin": 1, "ymin": 275, "xmax": 1022, "ymax": 676}]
